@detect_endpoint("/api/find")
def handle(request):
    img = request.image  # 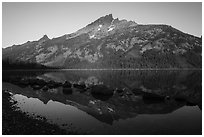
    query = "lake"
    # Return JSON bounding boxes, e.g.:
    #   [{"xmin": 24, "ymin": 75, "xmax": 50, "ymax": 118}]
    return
[{"xmin": 2, "ymin": 70, "xmax": 202, "ymax": 135}]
